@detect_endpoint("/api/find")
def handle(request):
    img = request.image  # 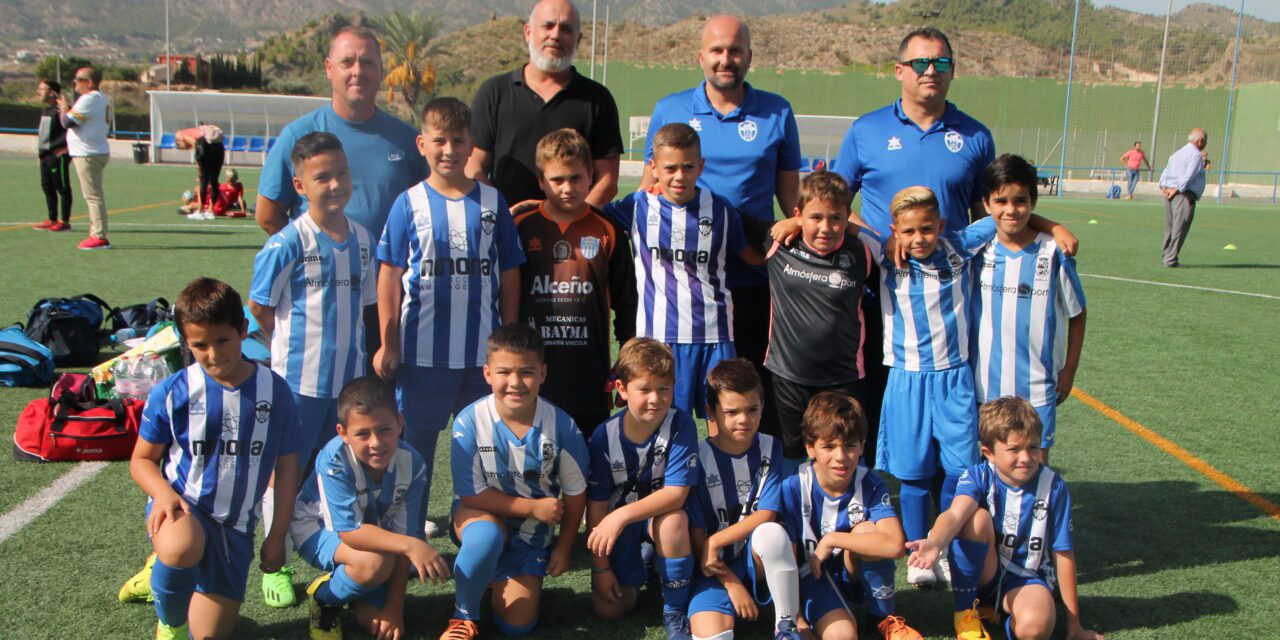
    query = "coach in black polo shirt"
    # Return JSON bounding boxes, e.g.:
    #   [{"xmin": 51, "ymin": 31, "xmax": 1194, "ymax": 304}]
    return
[{"xmin": 467, "ymin": 0, "xmax": 623, "ymax": 212}]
